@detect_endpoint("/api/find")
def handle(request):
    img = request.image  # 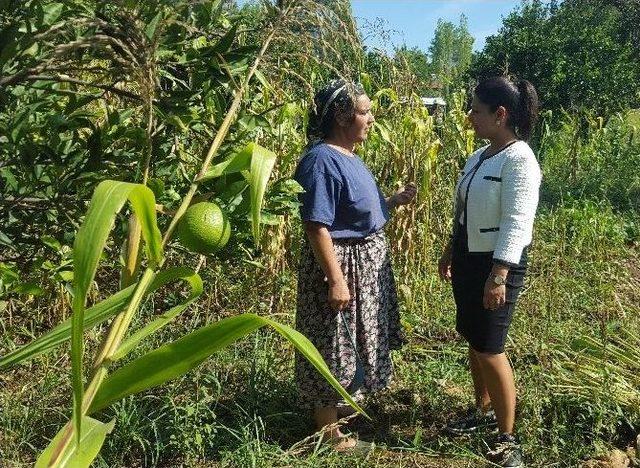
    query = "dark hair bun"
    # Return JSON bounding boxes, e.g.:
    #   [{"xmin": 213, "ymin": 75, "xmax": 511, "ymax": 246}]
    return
[
  {"xmin": 516, "ymin": 80, "xmax": 539, "ymax": 140},
  {"xmin": 475, "ymin": 76, "xmax": 539, "ymax": 140}
]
